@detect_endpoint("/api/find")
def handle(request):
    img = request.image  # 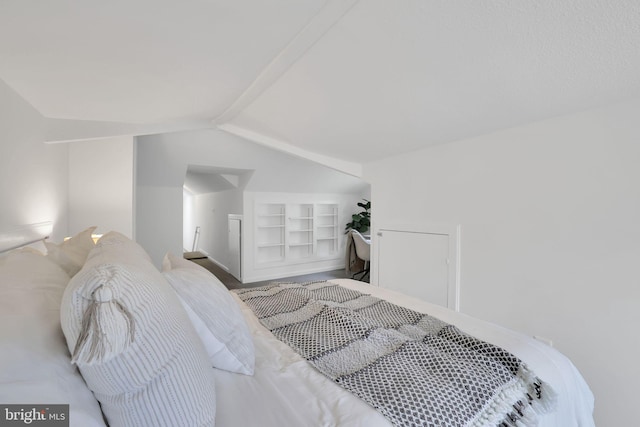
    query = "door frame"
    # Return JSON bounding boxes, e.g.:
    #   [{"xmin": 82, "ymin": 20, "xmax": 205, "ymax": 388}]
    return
[{"xmin": 228, "ymin": 214, "xmax": 243, "ymax": 281}]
